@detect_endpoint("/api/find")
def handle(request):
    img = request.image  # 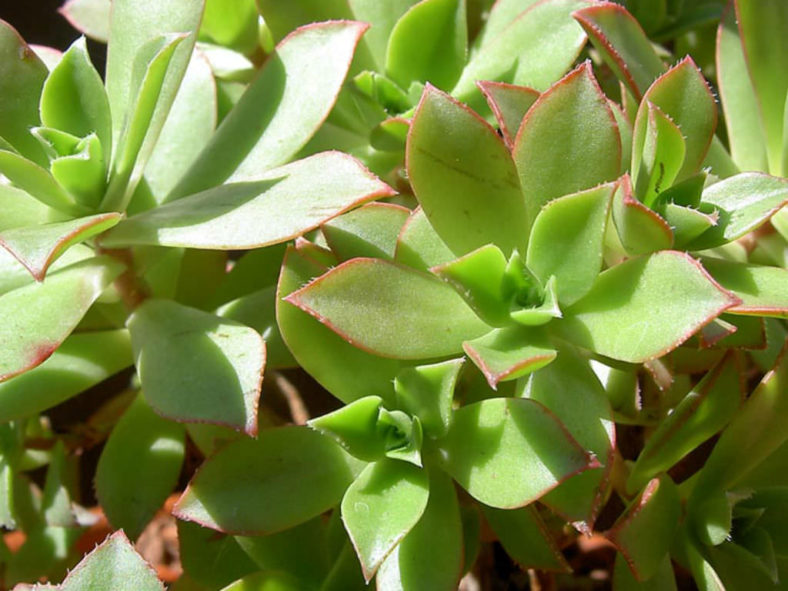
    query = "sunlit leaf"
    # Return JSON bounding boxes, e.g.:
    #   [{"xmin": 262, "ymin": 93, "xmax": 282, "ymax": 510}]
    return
[
  {"xmin": 393, "ymin": 206, "xmax": 456, "ymax": 271},
  {"xmin": 394, "ymin": 358, "xmax": 463, "ymax": 439},
  {"xmin": 59, "ymin": 0, "xmax": 111, "ymax": 43},
  {"xmin": 702, "ymin": 257, "xmax": 788, "ymax": 318},
  {"xmin": 322, "ymin": 202, "xmax": 410, "ymax": 261},
  {"xmin": 612, "ymin": 175, "xmax": 674, "ymax": 255},
  {"xmin": 477, "ymin": 80, "xmax": 539, "ymax": 147}
]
